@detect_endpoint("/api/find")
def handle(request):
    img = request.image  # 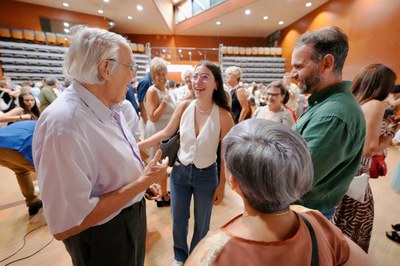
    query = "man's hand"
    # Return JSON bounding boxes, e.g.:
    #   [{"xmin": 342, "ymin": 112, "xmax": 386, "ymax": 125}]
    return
[
  {"xmin": 142, "ymin": 149, "xmax": 169, "ymax": 184},
  {"xmin": 145, "ymin": 183, "xmax": 162, "ymax": 201}
]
